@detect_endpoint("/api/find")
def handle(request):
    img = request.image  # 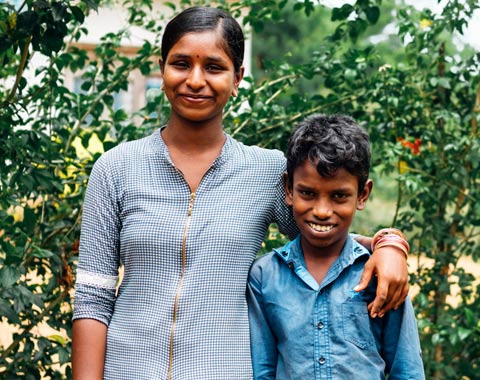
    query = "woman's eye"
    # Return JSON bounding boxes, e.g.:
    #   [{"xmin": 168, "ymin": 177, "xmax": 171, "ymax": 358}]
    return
[
  {"xmin": 206, "ymin": 64, "xmax": 223, "ymax": 72},
  {"xmin": 171, "ymin": 61, "xmax": 188, "ymax": 69}
]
